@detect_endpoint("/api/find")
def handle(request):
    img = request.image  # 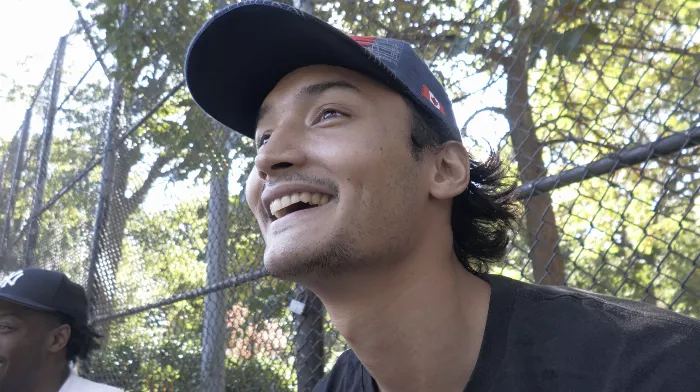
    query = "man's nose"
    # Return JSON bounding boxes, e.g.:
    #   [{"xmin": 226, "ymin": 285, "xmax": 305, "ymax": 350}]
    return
[{"xmin": 253, "ymin": 126, "xmax": 307, "ymax": 181}]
